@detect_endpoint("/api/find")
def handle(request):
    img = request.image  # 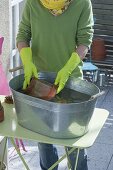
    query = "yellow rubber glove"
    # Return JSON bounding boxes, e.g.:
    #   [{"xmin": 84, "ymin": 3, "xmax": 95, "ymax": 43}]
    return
[
  {"xmin": 20, "ymin": 47, "xmax": 38, "ymax": 89},
  {"xmin": 55, "ymin": 52, "xmax": 81, "ymax": 94}
]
